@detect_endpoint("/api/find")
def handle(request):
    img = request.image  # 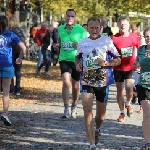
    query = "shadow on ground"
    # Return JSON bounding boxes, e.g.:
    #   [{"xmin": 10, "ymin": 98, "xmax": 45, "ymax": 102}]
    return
[{"xmin": 0, "ymin": 110, "xmax": 144, "ymax": 150}]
